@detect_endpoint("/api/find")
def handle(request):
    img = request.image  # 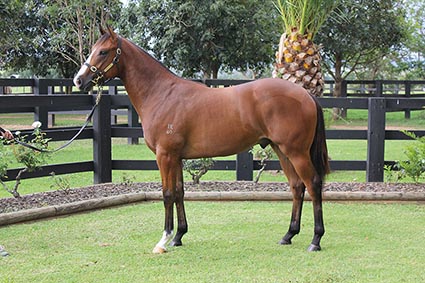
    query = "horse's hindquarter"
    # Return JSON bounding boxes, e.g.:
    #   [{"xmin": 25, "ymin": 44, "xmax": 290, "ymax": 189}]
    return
[{"xmin": 251, "ymin": 79, "xmax": 317, "ymax": 151}]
